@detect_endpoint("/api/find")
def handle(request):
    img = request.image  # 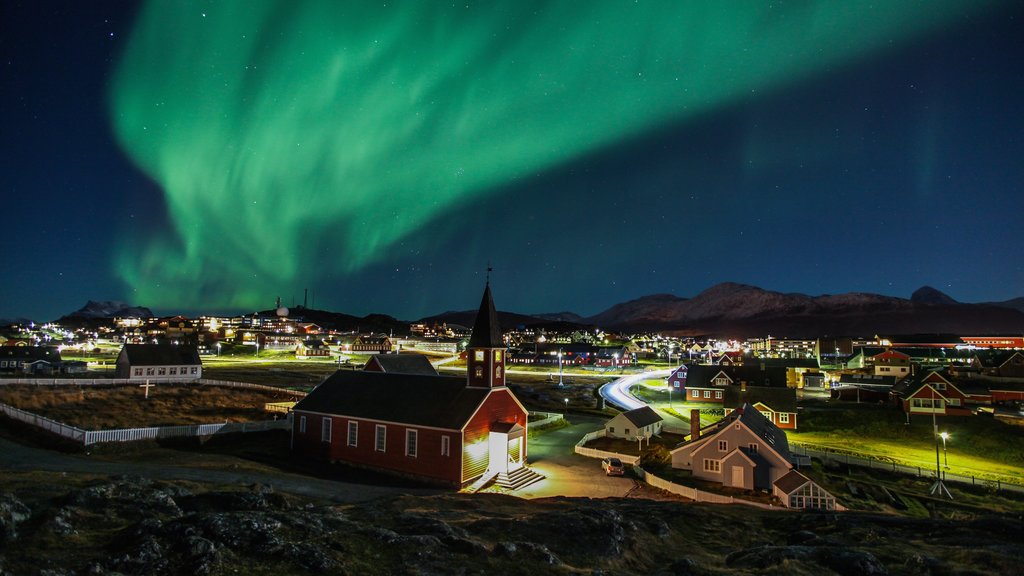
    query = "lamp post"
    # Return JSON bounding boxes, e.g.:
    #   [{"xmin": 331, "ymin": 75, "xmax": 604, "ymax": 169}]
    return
[
  {"xmin": 939, "ymin": 431, "xmax": 950, "ymax": 468},
  {"xmin": 929, "ymin": 390, "xmax": 953, "ymax": 499},
  {"xmin": 558, "ymin": 348, "xmax": 564, "ymax": 388},
  {"xmin": 216, "ymin": 342, "xmax": 221, "ymax": 356},
  {"xmin": 563, "ymin": 397, "xmax": 569, "ymax": 415}
]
